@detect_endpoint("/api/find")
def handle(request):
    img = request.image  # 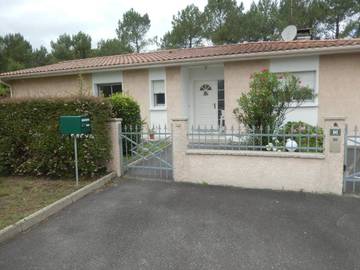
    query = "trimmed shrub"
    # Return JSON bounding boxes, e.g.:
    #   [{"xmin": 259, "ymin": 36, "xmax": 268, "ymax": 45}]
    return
[
  {"xmin": 0, "ymin": 97, "xmax": 112, "ymax": 178},
  {"xmin": 109, "ymin": 93, "xmax": 142, "ymax": 156},
  {"xmin": 109, "ymin": 93, "xmax": 142, "ymax": 128},
  {"xmin": 280, "ymin": 121, "xmax": 324, "ymax": 149}
]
